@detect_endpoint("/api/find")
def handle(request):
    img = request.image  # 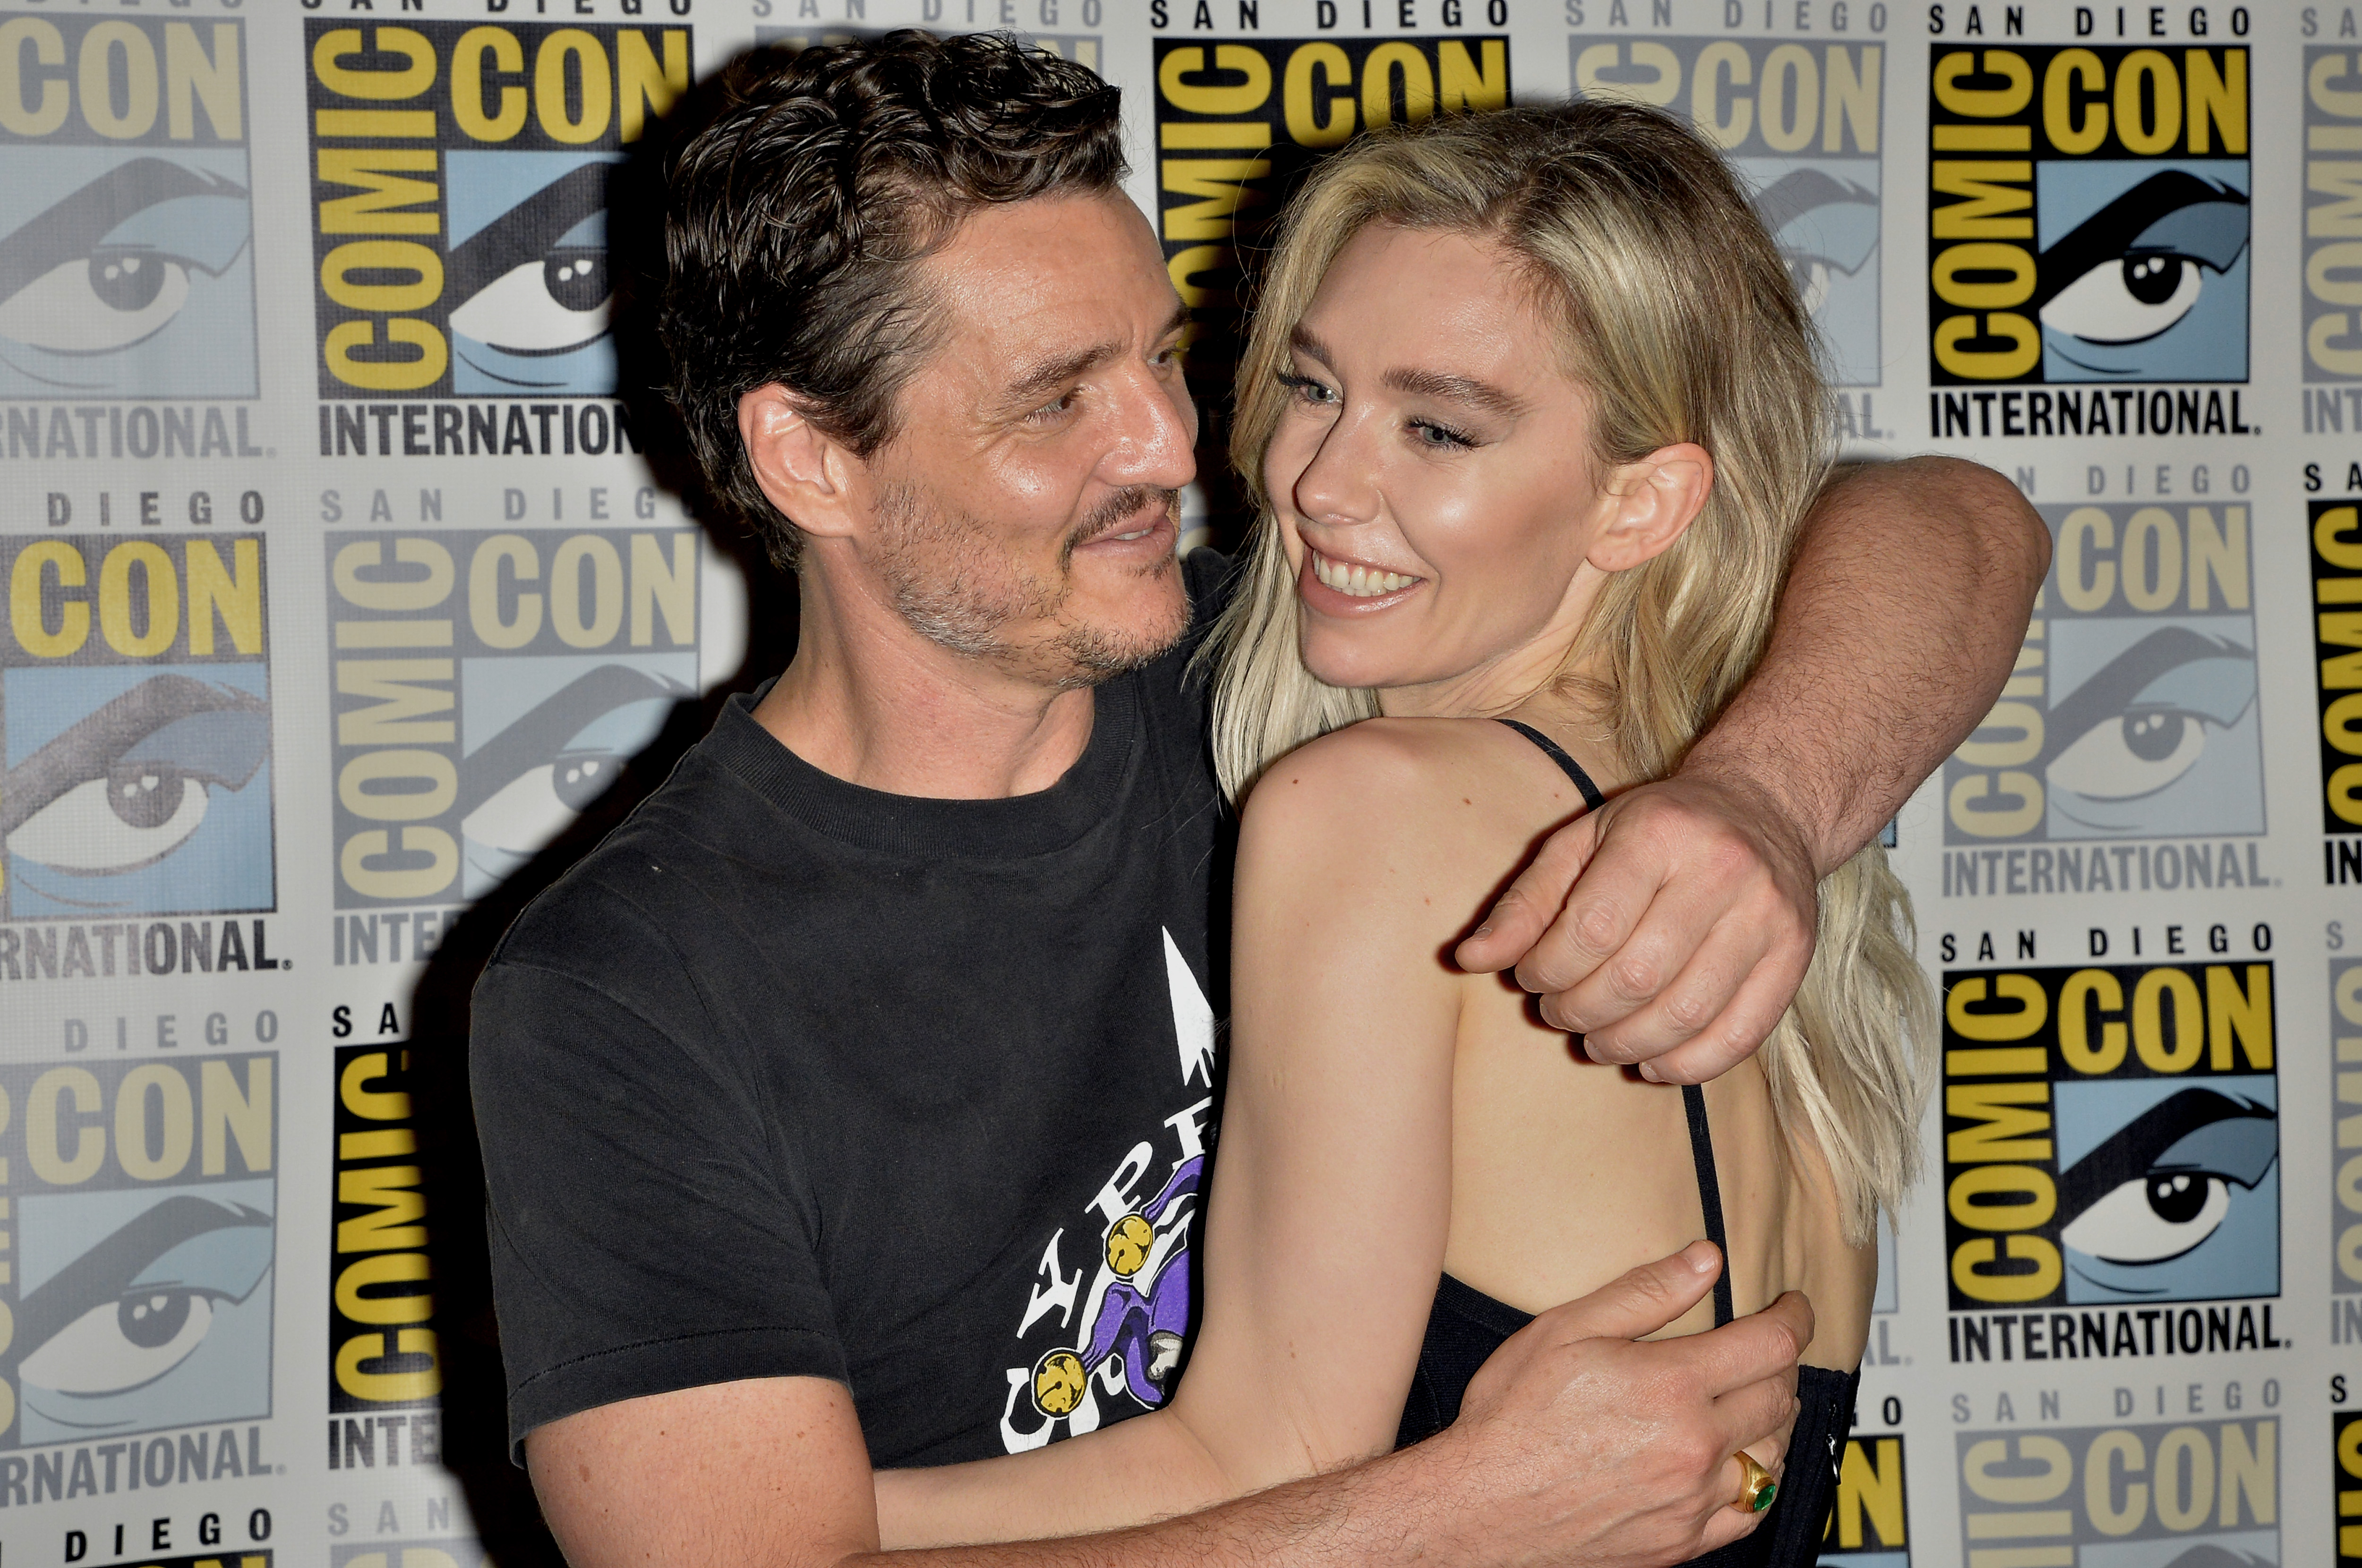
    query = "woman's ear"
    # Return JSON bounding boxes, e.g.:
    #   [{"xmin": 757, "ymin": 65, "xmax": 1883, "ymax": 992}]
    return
[
  {"xmin": 738, "ymin": 383, "xmax": 866, "ymax": 542},
  {"xmin": 1589, "ymin": 442, "xmax": 1713, "ymax": 572}
]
